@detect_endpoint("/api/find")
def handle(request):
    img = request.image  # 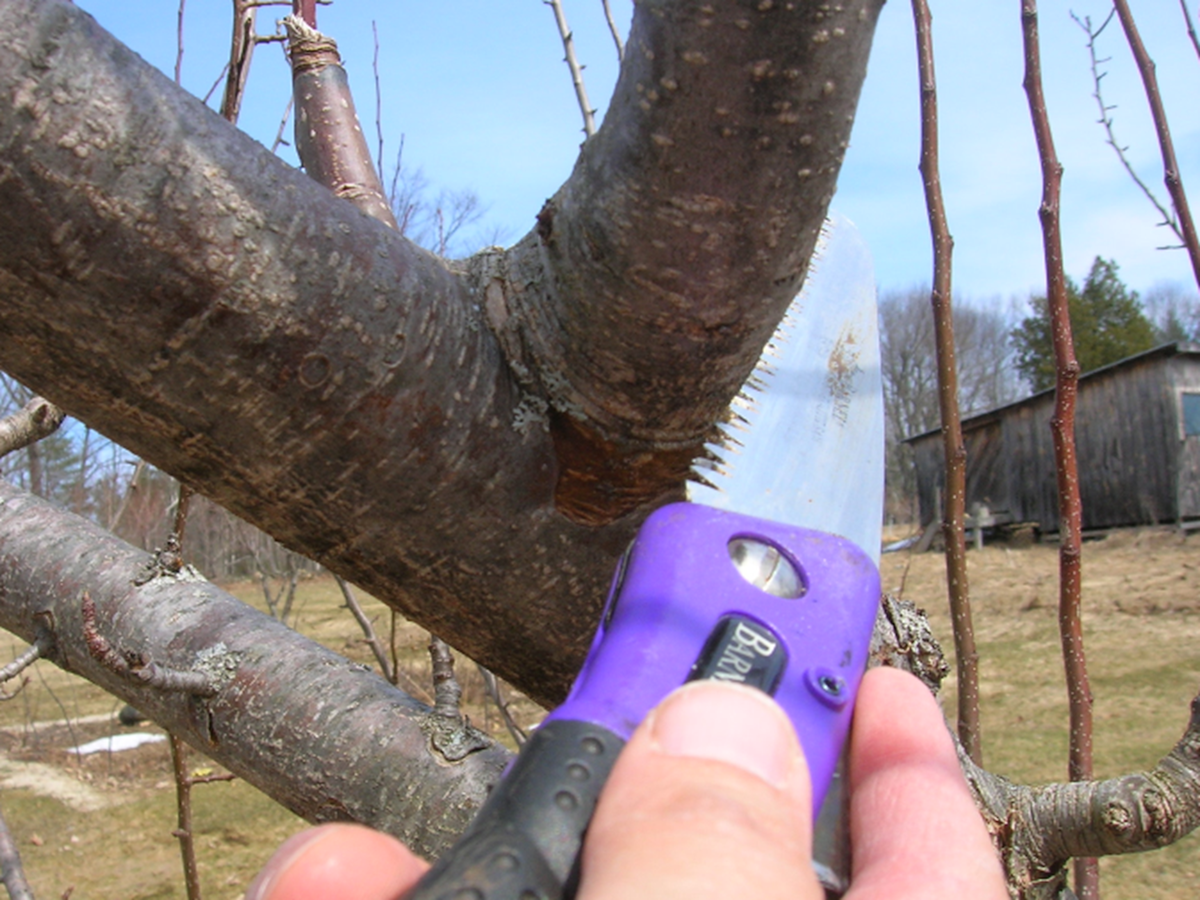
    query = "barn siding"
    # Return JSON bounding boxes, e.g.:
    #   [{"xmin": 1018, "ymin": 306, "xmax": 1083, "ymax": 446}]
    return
[
  {"xmin": 906, "ymin": 344, "xmax": 1200, "ymax": 532},
  {"xmin": 1174, "ymin": 355, "xmax": 1200, "ymax": 519},
  {"xmin": 1073, "ymin": 357, "xmax": 1175, "ymax": 528}
]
